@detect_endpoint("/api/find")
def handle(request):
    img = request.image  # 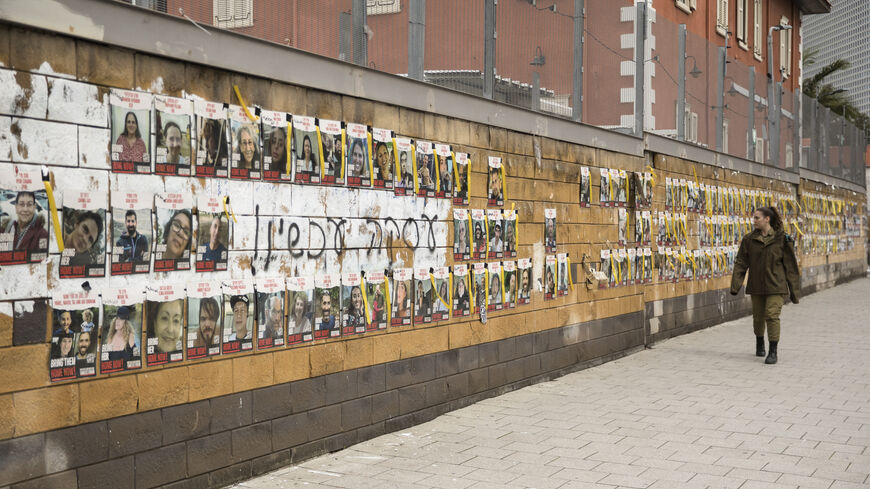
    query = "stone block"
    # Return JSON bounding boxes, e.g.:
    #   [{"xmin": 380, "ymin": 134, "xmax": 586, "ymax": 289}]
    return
[
  {"xmin": 398, "ymin": 384, "xmax": 427, "ymax": 415},
  {"xmin": 75, "ymin": 39, "xmax": 133, "ymax": 88},
  {"xmin": 207, "ymin": 461, "xmax": 252, "ymax": 488},
  {"xmin": 478, "ymin": 341, "xmax": 499, "ymax": 368},
  {"xmin": 46, "ymin": 78, "xmax": 108, "ymax": 126},
  {"xmin": 487, "ymin": 363, "xmax": 507, "ymax": 388},
  {"xmin": 79, "ymin": 374, "xmax": 139, "ymax": 423},
  {"xmin": 77, "ymin": 455, "xmax": 134, "ymax": 489},
  {"xmin": 341, "ymin": 96, "xmax": 375, "ymax": 125},
  {"xmin": 447, "ymin": 321, "xmax": 487, "ymax": 349},
  {"xmin": 305, "ymin": 89, "xmax": 341, "ymax": 120},
  {"xmin": 398, "ymin": 107, "xmax": 425, "ymax": 139},
  {"xmin": 289, "ymin": 375, "xmax": 327, "ymax": 413},
  {"xmin": 134, "ymin": 53, "xmax": 185, "ymax": 96},
  {"xmin": 163, "ymin": 400, "xmax": 211, "ymax": 445},
  {"xmin": 10, "ymin": 28, "xmax": 75, "ymax": 77},
  {"xmin": 78, "ymin": 125, "xmax": 111, "ymax": 169},
  {"xmin": 423, "ymin": 377, "xmax": 449, "ymax": 407},
  {"xmin": 343, "ymin": 336, "xmax": 373, "ymax": 370},
  {"xmin": 232, "ymin": 353, "xmax": 274, "ymax": 392},
  {"xmin": 107, "ymin": 410, "xmax": 162, "ymax": 458},
  {"xmin": 13, "ymin": 383, "xmax": 78, "ymax": 436},
  {"xmin": 306, "ymin": 405, "xmax": 342, "ymax": 441},
  {"xmin": 188, "ymin": 358, "xmax": 233, "ymax": 402},
  {"xmin": 231, "ymin": 421, "xmax": 272, "ymax": 462},
  {"xmin": 9, "ymin": 118, "xmax": 77, "ymax": 166},
  {"xmin": 186, "ymin": 432, "xmax": 232, "ymax": 477},
  {"xmin": 134, "ymin": 442, "xmax": 187, "ymax": 489},
  {"xmin": 0, "ymin": 302, "xmax": 11, "ymax": 348},
  {"xmin": 10, "ymin": 469, "xmax": 76, "ymax": 489},
  {"xmin": 0, "ymin": 69, "xmax": 47, "ymax": 118},
  {"xmin": 137, "ymin": 366, "xmax": 189, "ymax": 412},
  {"xmin": 251, "ymin": 448, "xmax": 294, "ymax": 476},
  {"xmin": 323, "ymin": 370, "xmax": 358, "ymax": 405},
  {"xmin": 340, "ymin": 396, "xmax": 372, "ymax": 430},
  {"xmin": 184, "ymin": 63, "xmax": 232, "ymax": 102},
  {"xmin": 271, "ymin": 412, "xmax": 307, "ymax": 450},
  {"xmin": 0, "ymin": 433, "xmax": 45, "ymax": 486},
  {"xmin": 308, "ymin": 341, "xmax": 344, "ymax": 377},
  {"xmin": 272, "ymin": 346, "xmax": 309, "ymax": 384},
  {"xmin": 356, "ymin": 364, "xmax": 385, "ymax": 397},
  {"xmin": 252, "ymin": 384, "xmax": 292, "ymax": 423},
  {"xmin": 467, "ymin": 367, "xmax": 489, "ymax": 394},
  {"xmin": 456, "ymin": 345, "xmax": 479, "ymax": 372},
  {"xmin": 434, "ymin": 349, "xmax": 459, "ymax": 378},
  {"xmin": 44, "ymin": 421, "xmax": 108, "ymax": 472},
  {"xmin": 210, "ymin": 391, "xmax": 252, "ymax": 434},
  {"xmin": 401, "ymin": 325, "xmax": 448, "ymax": 359},
  {"xmin": 269, "ymin": 82, "xmax": 307, "ymax": 115},
  {"xmin": 0, "ymin": 394, "xmax": 11, "ymax": 440},
  {"xmin": 0, "ymin": 23, "xmax": 10, "ymax": 67},
  {"xmin": 371, "ymin": 329, "xmax": 402, "ymax": 363},
  {"xmin": 12, "ymin": 299, "xmax": 47, "ymax": 346}
]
